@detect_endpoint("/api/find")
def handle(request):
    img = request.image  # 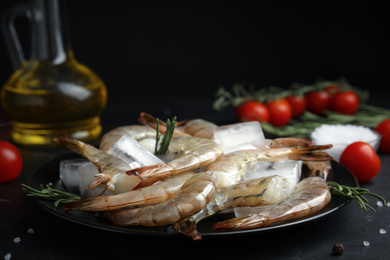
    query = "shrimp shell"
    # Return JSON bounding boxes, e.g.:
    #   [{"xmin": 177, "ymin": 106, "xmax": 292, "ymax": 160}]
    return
[
  {"xmin": 64, "ymin": 171, "xmax": 196, "ymax": 211},
  {"xmin": 127, "ymin": 136, "xmax": 223, "ymax": 188},
  {"xmin": 103, "ymin": 172, "xmax": 218, "ymax": 227},
  {"xmin": 213, "ymin": 177, "xmax": 331, "ymax": 231}
]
